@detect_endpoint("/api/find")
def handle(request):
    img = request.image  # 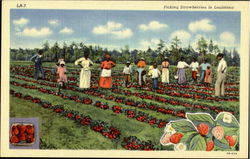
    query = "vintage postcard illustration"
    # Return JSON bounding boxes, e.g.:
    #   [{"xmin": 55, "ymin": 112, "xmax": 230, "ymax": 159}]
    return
[{"xmin": 1, "ymin": 1, "xmax": 249, "ymax": 158}]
